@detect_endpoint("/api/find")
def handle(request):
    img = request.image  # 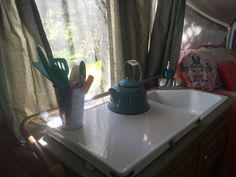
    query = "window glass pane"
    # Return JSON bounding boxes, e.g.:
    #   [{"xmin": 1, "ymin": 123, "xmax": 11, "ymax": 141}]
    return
[{"xmin": 35, "ymin": 0, "xmax": 110, "ymax": 99}]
